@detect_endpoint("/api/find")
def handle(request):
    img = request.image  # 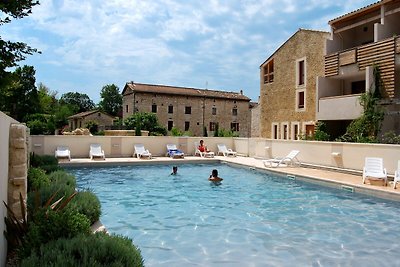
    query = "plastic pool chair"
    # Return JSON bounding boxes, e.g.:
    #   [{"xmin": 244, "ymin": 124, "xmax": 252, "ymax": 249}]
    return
[
  {"xmin": 393, "ymin": 160, "xmax": 400, "ymax": 189},
  {"xmin": 217, "ymin": 144, "xmax": 237, "ymax": 157},
  {"xmin": 134, "ymin": 144, "xmax": 152, "ymax": 159},
  {"xmin": 166, "ymin": 144, "xmax": 184, "ymax": 158},
  {"xmin": 55, "ymin": 146, "xmax": 71, "ymax": 161},
  {"xmin": 194, "ymin": 142, "xmax": 214, "ymax": 158},
  {"xmin": 262, "ymin": 150, "xmax": 300, "ymax": 167},
  {"xmin": 89, "ymin": 144, "xmax": 105, "ymax": 160},
  {"xmin": 362, "ymin": 157, "xmax": 387, "ymax": 185}
]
